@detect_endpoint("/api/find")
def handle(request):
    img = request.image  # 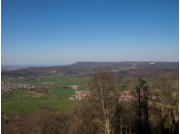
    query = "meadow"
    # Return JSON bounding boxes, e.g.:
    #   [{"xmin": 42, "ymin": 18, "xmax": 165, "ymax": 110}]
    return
[
  {"xmin": 2, "ymin": 88, "xmax": 77, "ymax": 114},
  {"xmin": 2, "ymin": 74, "xmax": 89, "ymax": 114},
  {"xmin": 2, "ymin": 74, "xmax": 89, "ymax": 86}
]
